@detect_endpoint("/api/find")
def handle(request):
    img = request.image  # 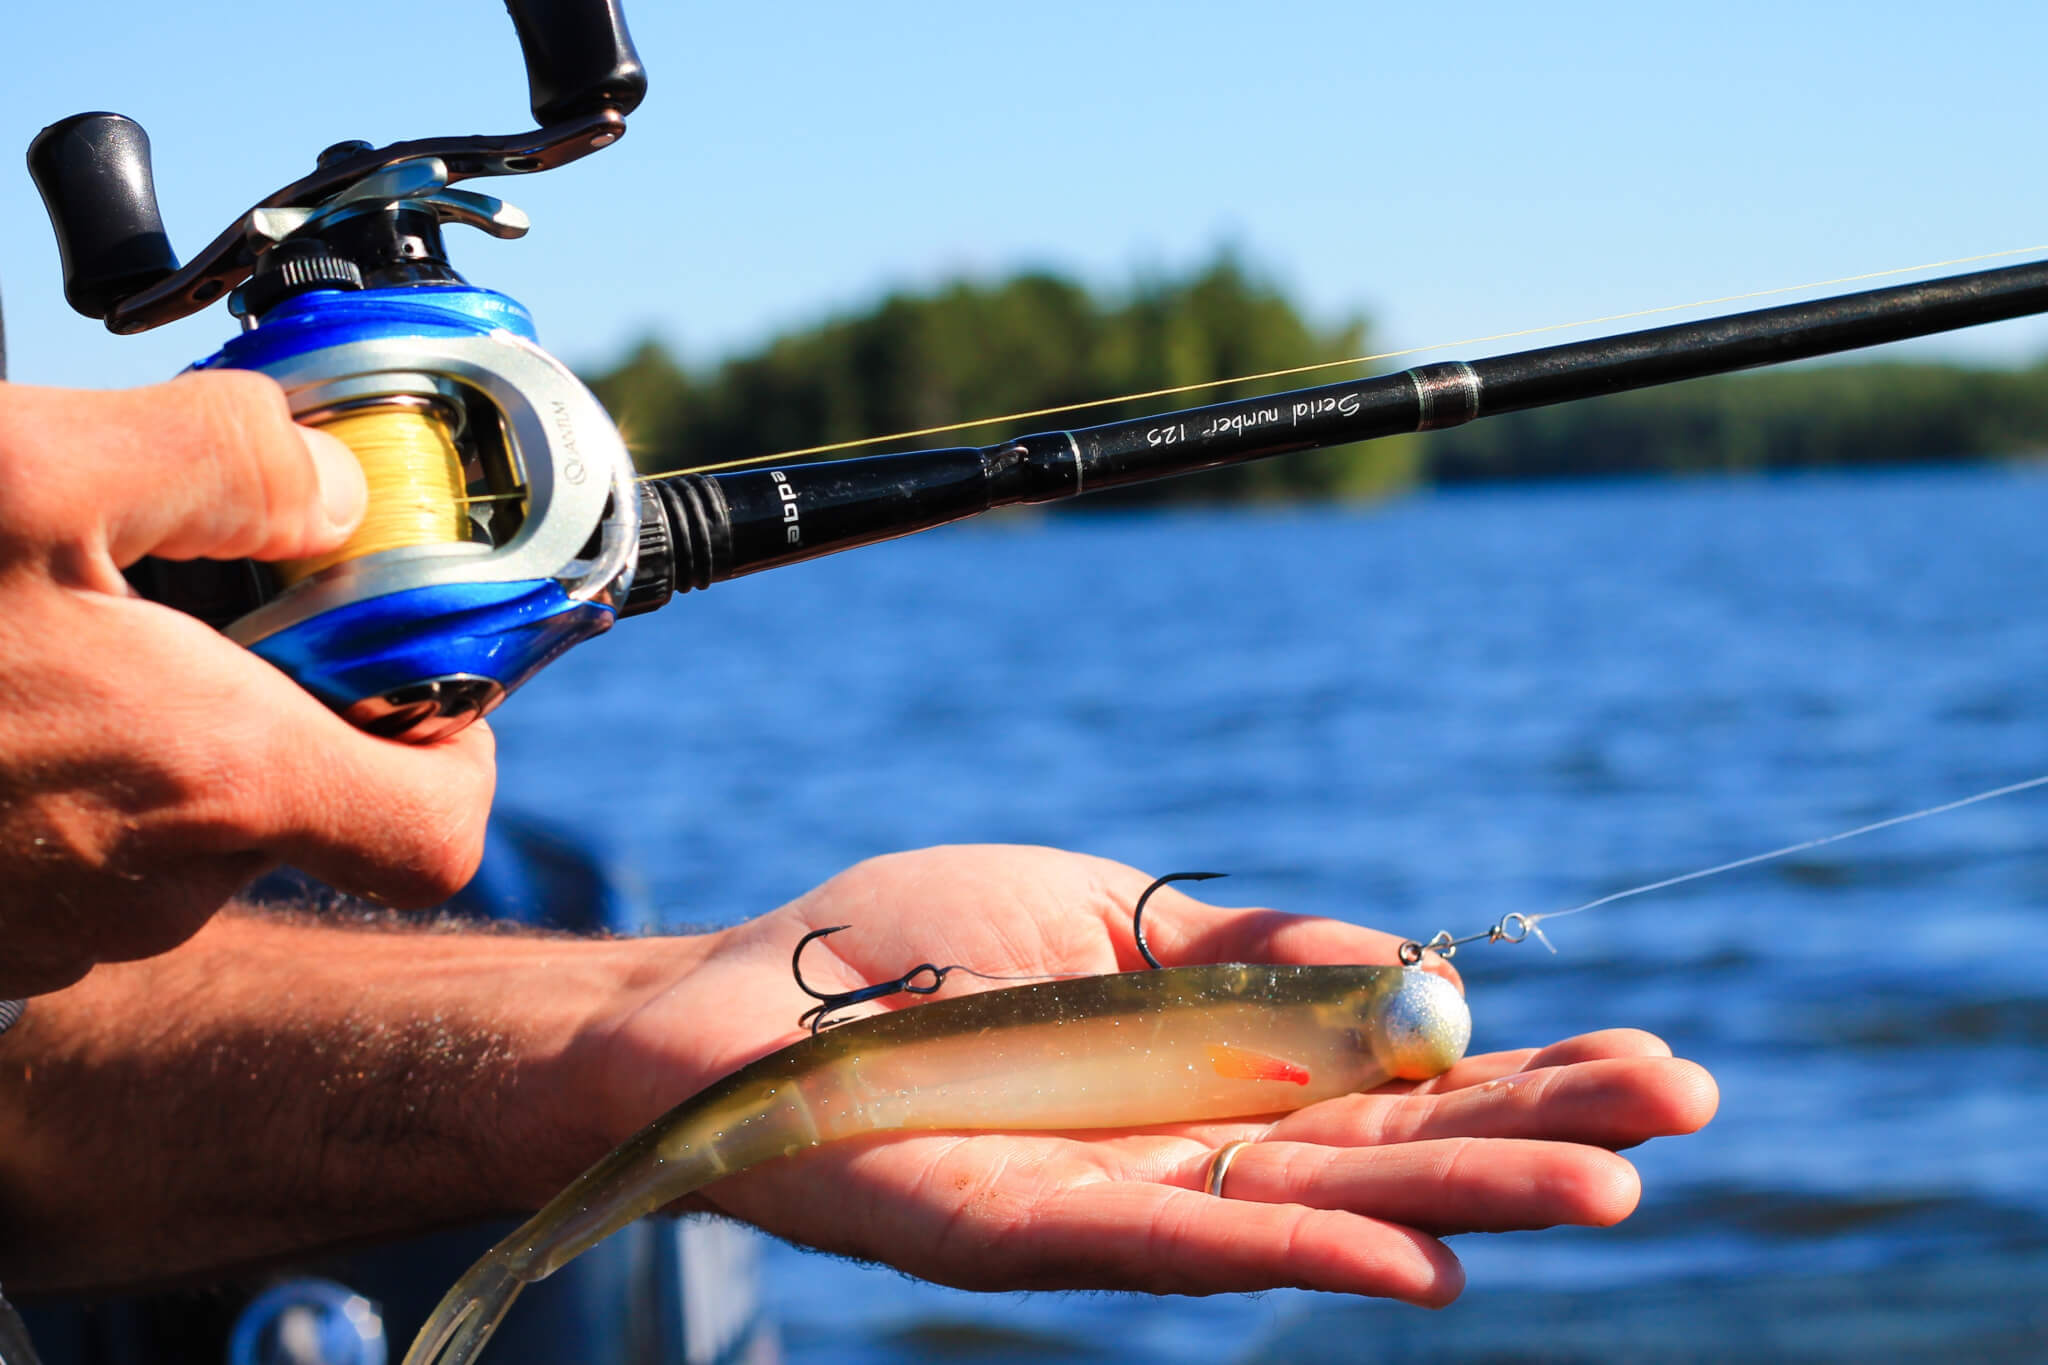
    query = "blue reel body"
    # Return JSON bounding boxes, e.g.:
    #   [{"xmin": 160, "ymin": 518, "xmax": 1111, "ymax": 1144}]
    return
[
  {"xmin": 244, "ymin": 576, "xmax": 611, "ymax": 733},
  {"xmin": 191, "ymin": 285, "xmax": 637, "ymax": 740},
  {"xmin": 200, "ymin": 283, "xmax": 542, "ymax": 369}
]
